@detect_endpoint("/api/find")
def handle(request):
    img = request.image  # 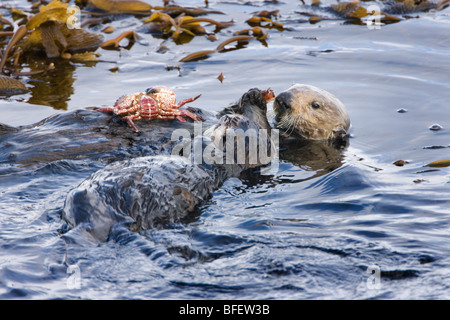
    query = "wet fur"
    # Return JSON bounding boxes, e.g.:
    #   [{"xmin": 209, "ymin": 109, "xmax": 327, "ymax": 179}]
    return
[{"xmin": 274, "ymin": 84, "xmax": 350, "ymax": 141}]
